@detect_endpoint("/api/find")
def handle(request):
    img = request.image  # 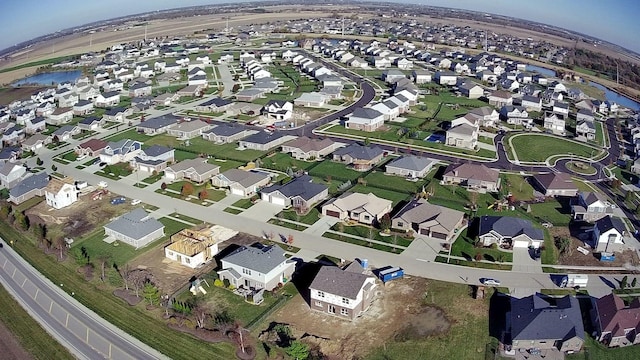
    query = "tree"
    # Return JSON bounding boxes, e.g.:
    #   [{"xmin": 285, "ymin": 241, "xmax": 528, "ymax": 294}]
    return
[
  {"xmin": 625, "ymin": 190, "xmax": 633, "ymax": 203},
  {"xmin": 96, "ymin": 252, "xmax": 112, "ymax": 282},
  {"xmin": 143, "ymin": 282, "xmax": 161, "ymax": 306},
  {"xmin": 287, "ymin": 234, "xmax": 294, "ymax": 250},
  {"xmin": 181, "ymin": 183, "xmax": 194, "ymax": 197},
  {"xmin": 32, "ymin": 223, "xmax": 47, "ymax": 248},
  {"xmin": 160, "ymin": 182, "xmax": 167, "ymax": 190},
  {"xmin": 198, "ymin": 189, "xmax": 208, "ymax": 200},
  {"xmin": 364, "ymin": 137, "xmax": 371, "ymax": 146},
  {"xmin": 36, "ymin": 157, "xmax": 43, "ymax": 166},
  {"xmin": 379, "ymin": 213, "xmax": 391, "ymax": 231},
  {"xmin": 285, "ymin": 341, "xmax": 310, "ymax": 360},
  {"xmin": 53, "ymin": 237, "xmax": 67, "ymax": 261},
  {"xmin": 14, "ymin": 211, "xmax": 29, "ymax": 231},
  {"xmin": 116, "ymin": 263, "xmax": 131, "ymax": 290},
  {"xmin": 71, "ymin": 246, "xmax": 89, "ymax": 266},
  {"xmin": 555, "ymin": 236, "xmax": 571, "ymax": 255},
  {"xmin": 632, "ymin": 278, "xmax": 638, "ymax": 288},
  {"xmin": 621, "ymin": 276, "xmax": 628, "ymax": 289},
  {"xmin": 51, "ymin": 164, "xmax": 57, "ymax": 172},
  {"xmin": 0, "ymin": 203, "xmax": 12, "ymax": 219}
]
